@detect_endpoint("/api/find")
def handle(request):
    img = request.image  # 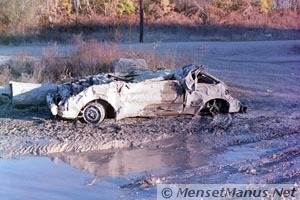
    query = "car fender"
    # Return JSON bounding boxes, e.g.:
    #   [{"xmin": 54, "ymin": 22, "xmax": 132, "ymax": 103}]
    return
[{"xmin": 61, "ymin": 82, "xmax": 122, "ymax": 119}]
